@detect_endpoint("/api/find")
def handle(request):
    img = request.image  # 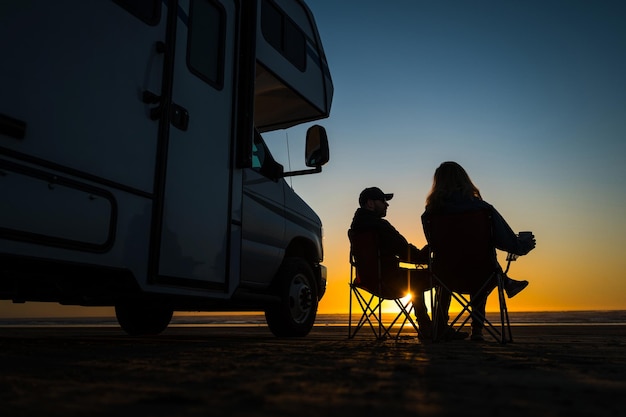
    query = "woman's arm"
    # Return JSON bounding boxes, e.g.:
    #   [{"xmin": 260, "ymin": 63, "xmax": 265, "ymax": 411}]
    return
[{"xmin": 491, "ymin": 207, "xmax": 535, "ymax": 255}]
